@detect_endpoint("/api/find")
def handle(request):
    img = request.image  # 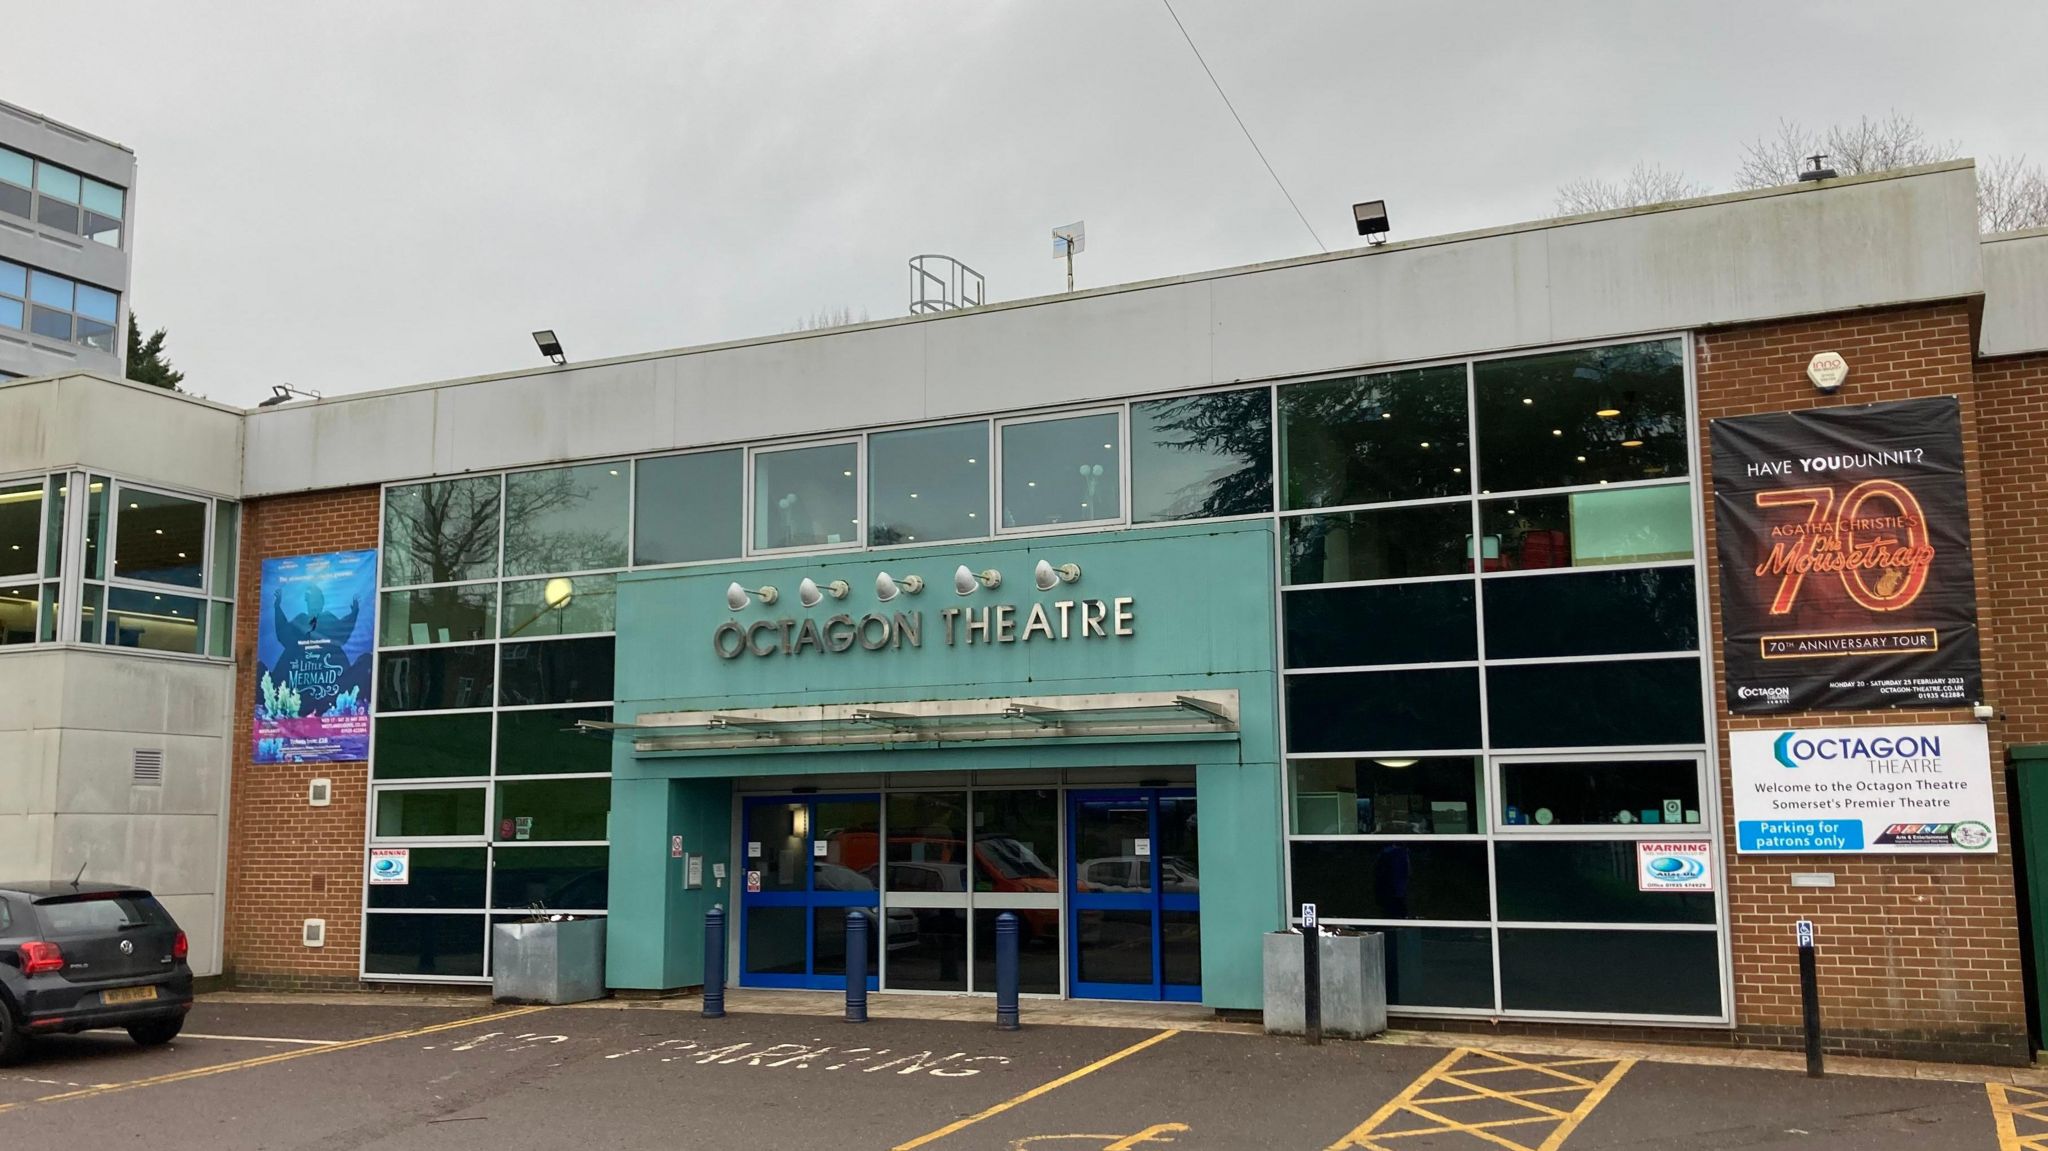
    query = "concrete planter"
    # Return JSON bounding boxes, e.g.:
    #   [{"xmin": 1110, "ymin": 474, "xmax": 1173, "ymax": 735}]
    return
[
  {"xmin": 493, "ymin": 919, "xmax": 608, "ymax": 1005},
  {"xmin": 1262, "ymin": 930, "xmax": 1387, "ymax": 1039}
]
